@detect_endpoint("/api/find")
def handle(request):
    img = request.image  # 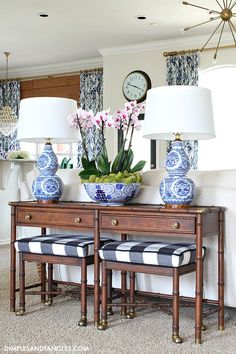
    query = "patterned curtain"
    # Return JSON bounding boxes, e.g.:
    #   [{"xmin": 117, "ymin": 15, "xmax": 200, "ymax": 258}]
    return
[
  {"xmin": 78, "ymin": 68, "xmax": 103, "ymax": 166},
  {"xmin": 0, "ymin": 80, "xmax": 20, "ymax": 159},
  {"xmin": 166, "ymin": 51, "xmax": 200, "ymax": 169}
]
